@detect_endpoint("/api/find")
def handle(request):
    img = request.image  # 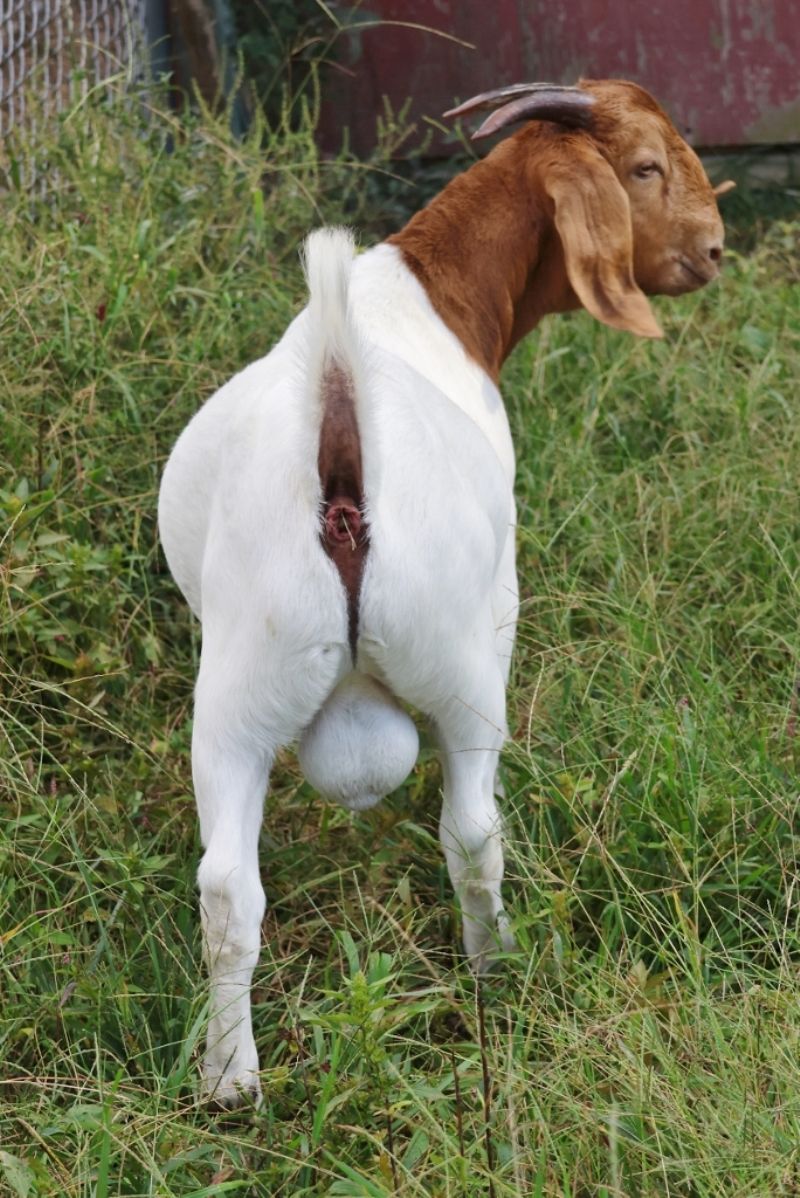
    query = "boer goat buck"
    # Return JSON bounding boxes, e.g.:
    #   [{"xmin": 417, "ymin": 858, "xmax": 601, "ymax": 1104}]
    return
[{"xmin": 159, "ymin": 79, "xmax": 731, "ymax": 1105}]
